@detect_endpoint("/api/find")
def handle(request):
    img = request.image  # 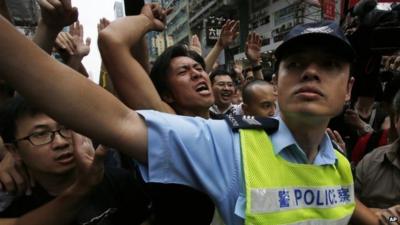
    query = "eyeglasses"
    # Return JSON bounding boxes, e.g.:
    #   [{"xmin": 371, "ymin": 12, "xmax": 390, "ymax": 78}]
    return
[{"xmin": 14, "ymin": 127, "xmax": 72, "ymax": 146}]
